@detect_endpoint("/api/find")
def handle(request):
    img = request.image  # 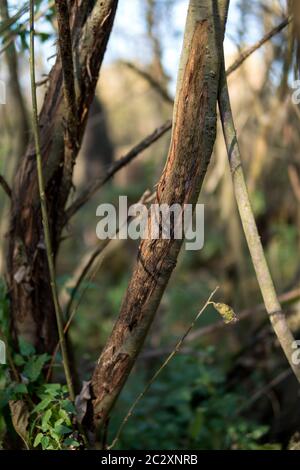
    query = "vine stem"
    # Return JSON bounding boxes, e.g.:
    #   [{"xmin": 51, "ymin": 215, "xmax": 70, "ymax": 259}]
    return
[
  {"xmin": 29, "ymin": 0, "xmax": 75, "ymax": 401},
  {"xmin": 218, "ymin": 54, "xmax": 300, "ymax": 384}
]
